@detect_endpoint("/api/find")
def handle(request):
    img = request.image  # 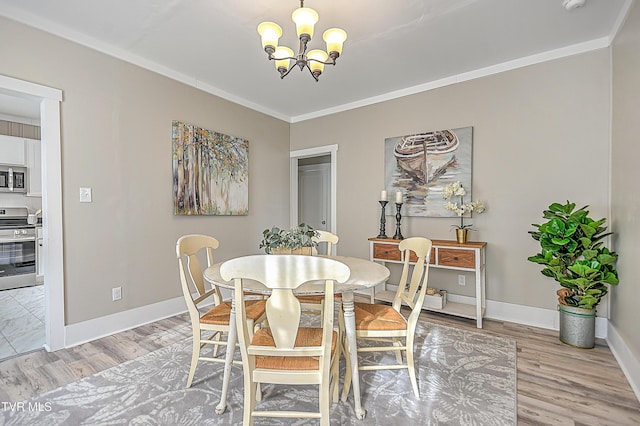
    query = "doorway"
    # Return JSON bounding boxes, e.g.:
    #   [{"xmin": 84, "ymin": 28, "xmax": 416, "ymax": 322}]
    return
[
  {"xmin": 0, "ymin": 74, "xmax": 64, "ymax": 352},
  {"xmin": 290, "ymin": 145, "xmax": 337, "ymax": 250},
  {"xmin": 0, "ymin": 99, "xmax": 43, "ymax": 360},
  {"xmin": 298, "ymin": 157, "xmax": 331, "ymax": 232}
]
